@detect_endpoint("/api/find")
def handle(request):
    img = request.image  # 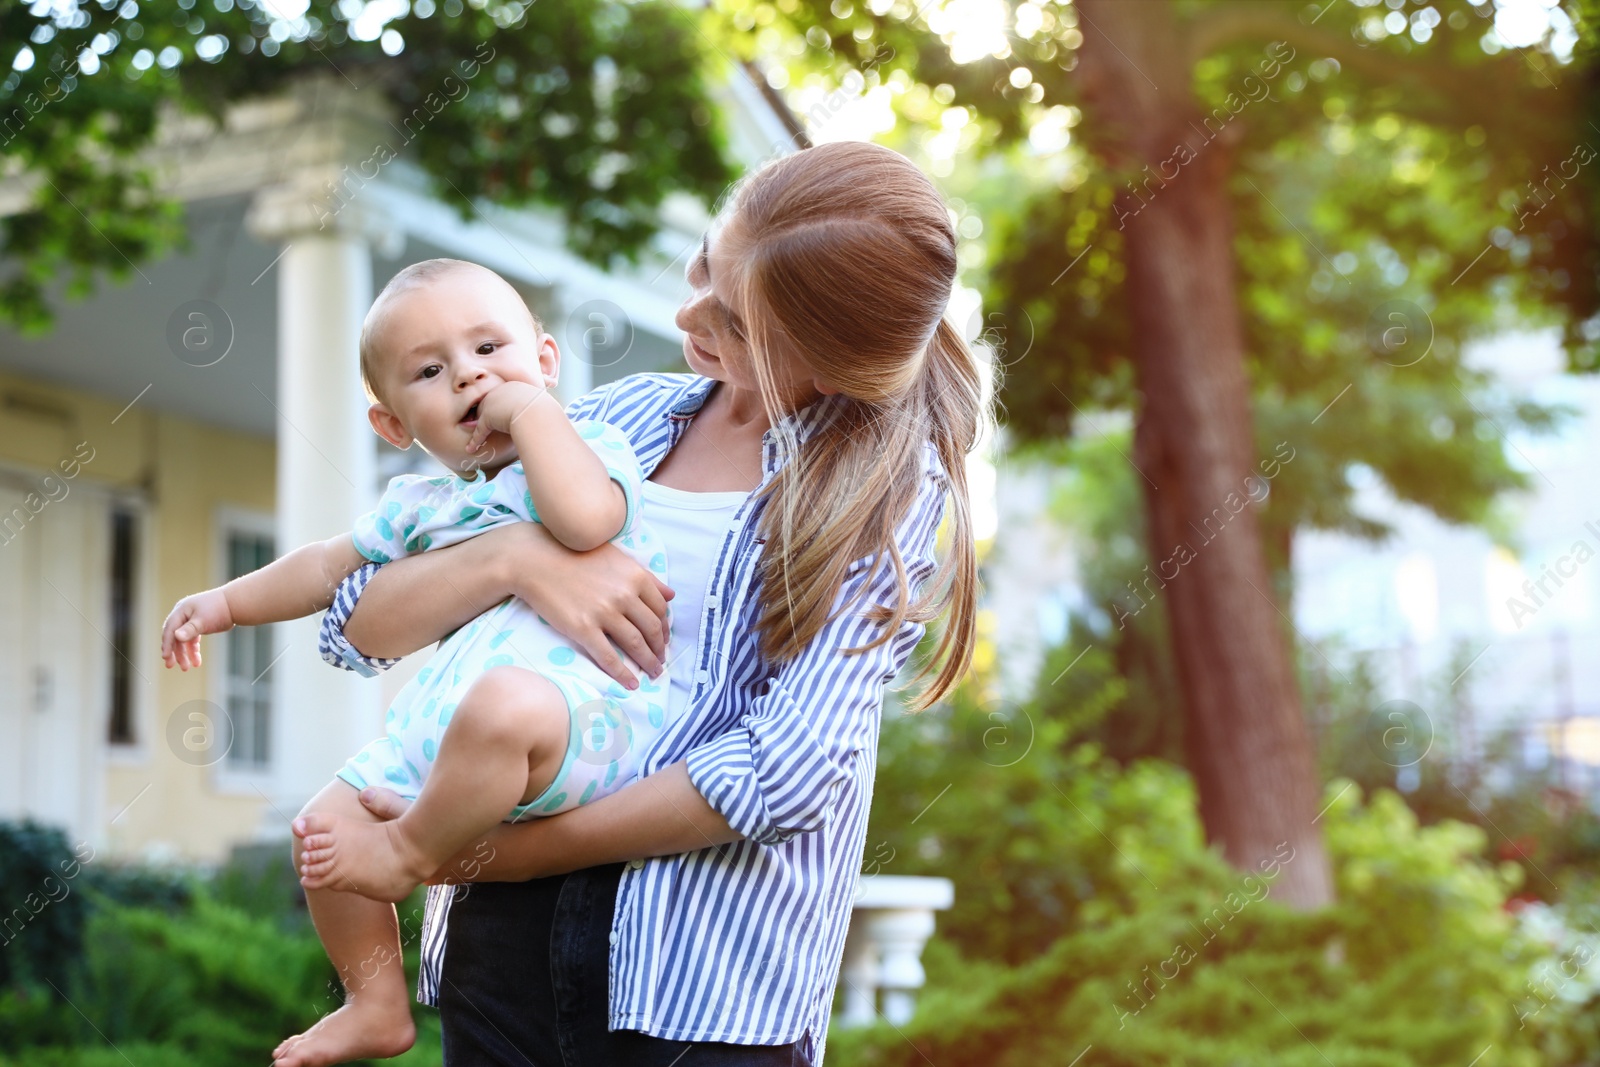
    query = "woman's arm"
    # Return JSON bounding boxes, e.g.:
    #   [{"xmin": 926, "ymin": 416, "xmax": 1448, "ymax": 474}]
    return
[
  {"xmin": 350, "ymin": 760, "xmax": 743, "ymax": 882},
  {"xmin": 340, "ymin": 519, "xmax": 673, "ymax": 684}
]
